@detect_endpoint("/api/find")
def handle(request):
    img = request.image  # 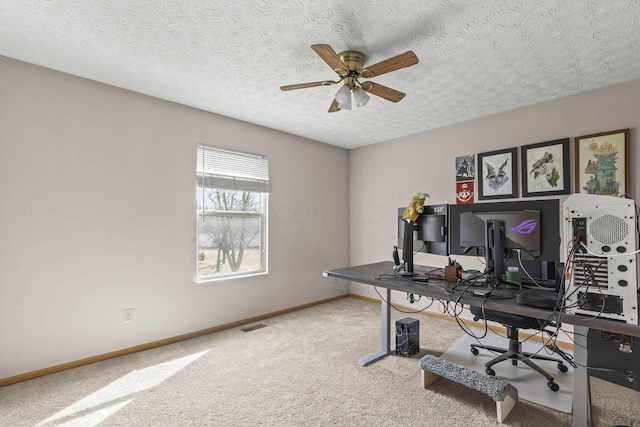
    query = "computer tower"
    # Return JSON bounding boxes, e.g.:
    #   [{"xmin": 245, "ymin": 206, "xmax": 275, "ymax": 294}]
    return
[
  {"xmin": 563, "ymin": 194, "xmax": 638, "ymax": 324},
  {"xmin": 588, "ymin": 328, "xmax": 640, "ymax": 392},
  {"xmin": 395, "ymin": 317, "xmax": 419, "ymax": 357}
]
